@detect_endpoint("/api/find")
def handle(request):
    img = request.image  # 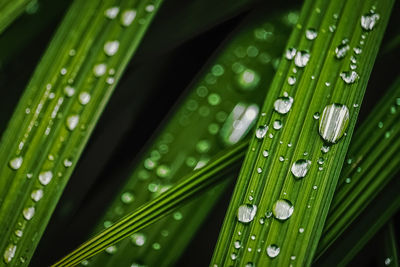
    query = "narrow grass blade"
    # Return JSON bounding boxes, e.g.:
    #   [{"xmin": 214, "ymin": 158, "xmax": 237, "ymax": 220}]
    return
[
  {"xmin": 211, "ymin": 0, "xmax": 394, "ymax": 266},
  {"xmin": 0, "ymin": 0, "xmax": 33, "ymax": 34},
  {"xmin": 0, "ymin": 0, "xmax": 162, "ymax": 265},
  {"xmin": 379, "ymin": 221, "xmax": 400, "ymax": 267},
  {"xmin": 74, "ymin": 8, "xmax": 295, "ymax": 267}
]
